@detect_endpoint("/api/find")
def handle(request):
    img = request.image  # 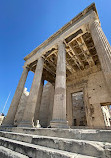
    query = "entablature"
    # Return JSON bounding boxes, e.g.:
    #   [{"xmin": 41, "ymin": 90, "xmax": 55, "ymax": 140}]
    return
[{"xmin": 23, "ymin": 3, "xmax": 100, "ymax": 84}]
